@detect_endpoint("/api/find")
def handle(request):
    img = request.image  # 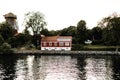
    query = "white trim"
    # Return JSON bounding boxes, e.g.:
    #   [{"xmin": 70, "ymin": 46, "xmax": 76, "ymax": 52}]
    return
[
  {"xmin": 57, "ymin": 38, "xmax": 71, "ymax": 41},
  {"xmin": 43, "ymin": 42, "xmax": 46, "ymax": 46},
  {"xmin": 65, "ymin": 42, "xmax": 70, "ymax": 46},
  {"xmin": 41, "ymin": 47, "xmax": 71, "ymax": 51}
]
